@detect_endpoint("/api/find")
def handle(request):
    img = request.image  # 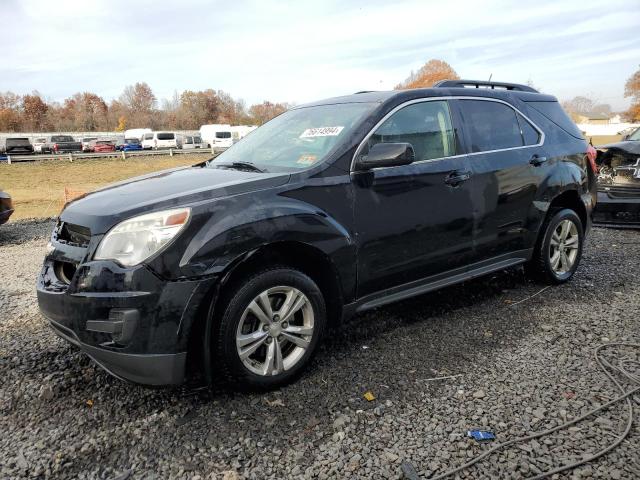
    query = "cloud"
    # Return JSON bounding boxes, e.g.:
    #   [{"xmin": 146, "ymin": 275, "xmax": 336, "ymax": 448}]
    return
[{"xmin": 0, "ymin": 0, "xmax": 638, "ymax": 110}]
